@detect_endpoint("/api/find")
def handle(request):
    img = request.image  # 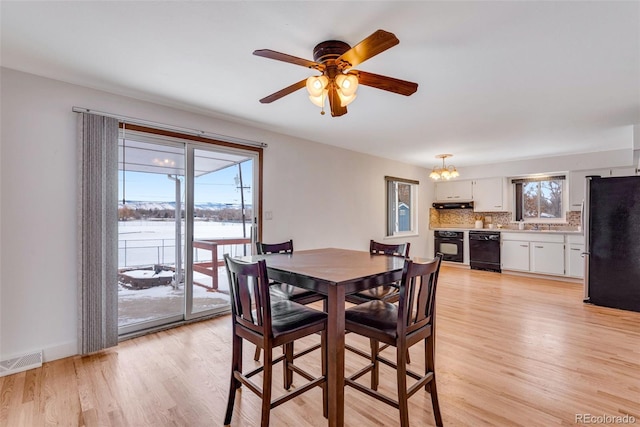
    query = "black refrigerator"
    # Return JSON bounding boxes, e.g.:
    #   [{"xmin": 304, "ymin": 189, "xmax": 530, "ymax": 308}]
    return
[{"xmin": 584, "ymin": 175, "xmax": 640, "ymax": 312}]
